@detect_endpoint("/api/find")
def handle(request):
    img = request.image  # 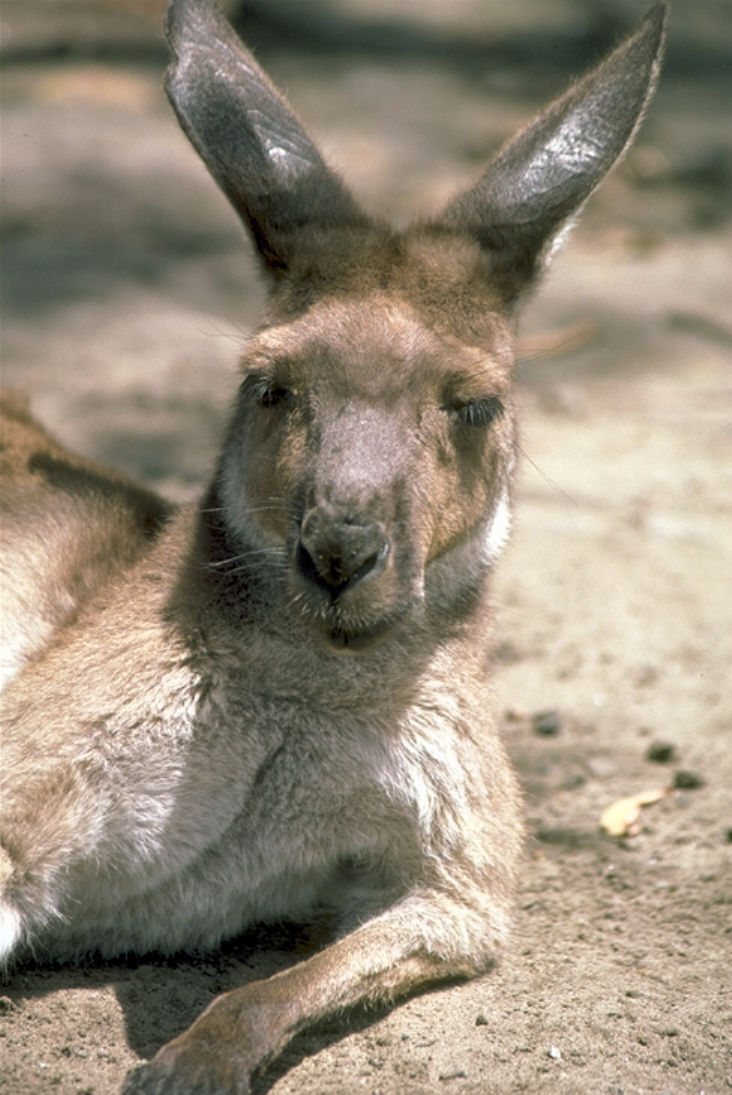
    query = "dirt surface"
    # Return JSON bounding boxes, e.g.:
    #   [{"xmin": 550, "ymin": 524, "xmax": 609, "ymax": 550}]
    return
[{"xmin": 1, "ymin": 1, "xmax": 730, "ymax": 1093}]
